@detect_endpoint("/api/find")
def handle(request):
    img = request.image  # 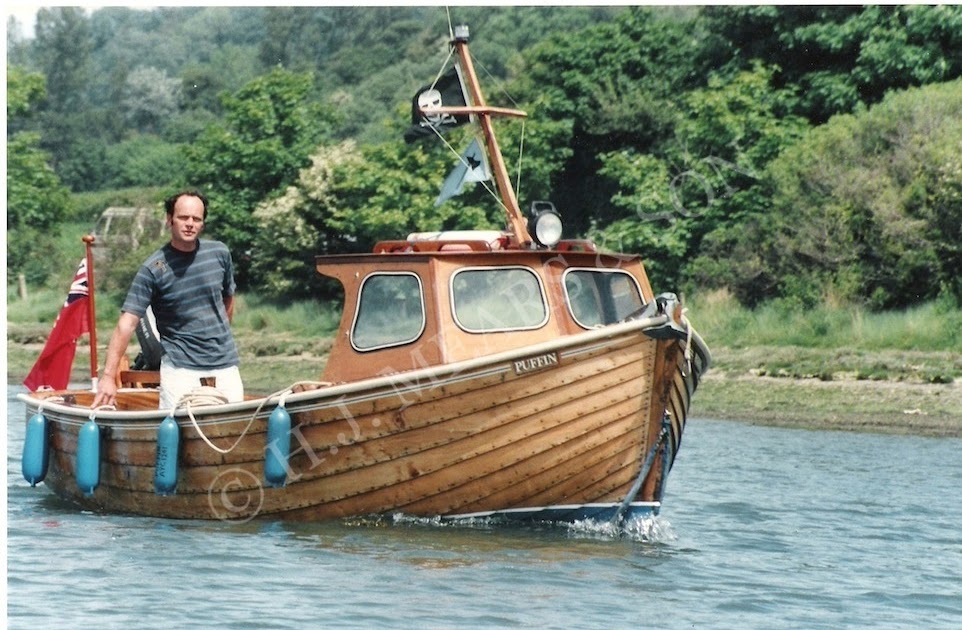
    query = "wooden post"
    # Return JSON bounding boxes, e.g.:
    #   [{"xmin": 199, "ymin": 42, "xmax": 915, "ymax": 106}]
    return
[
  {"xmin": 82, "ymin": 235, "xmax": 99, "ymax": 390},
  {"xmin": 18, "ymin": 273, "xmax": 28, "ymax": 300}
]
